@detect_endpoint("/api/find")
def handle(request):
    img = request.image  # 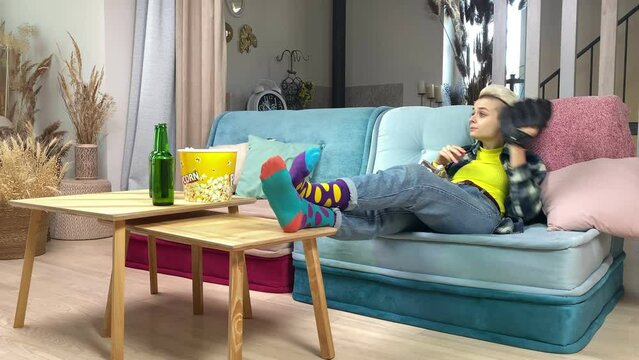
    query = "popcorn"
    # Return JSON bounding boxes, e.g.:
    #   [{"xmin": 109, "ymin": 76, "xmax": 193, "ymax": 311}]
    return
[
  {"xmin": 178, "ymin": 149, "xmax": 237, "ymax": 203},
  {"xmin": 184, "ymin": 173, "xmax": 233, "ymax": 203}
]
